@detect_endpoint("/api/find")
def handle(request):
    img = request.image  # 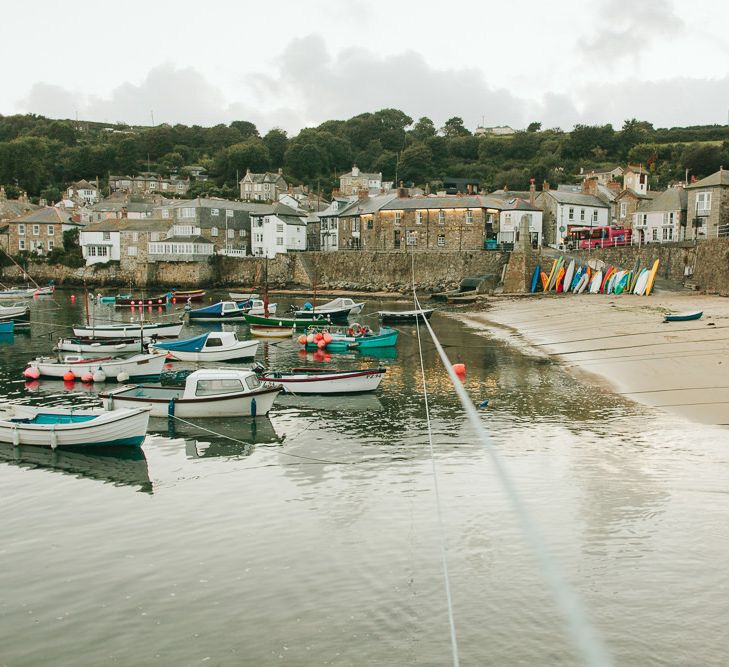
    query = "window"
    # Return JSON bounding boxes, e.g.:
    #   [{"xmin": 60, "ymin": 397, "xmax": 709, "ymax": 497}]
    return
[
  {"xmin": 367, "ymin": 219, "xmax": 373, "ymax": 229},
  {"xmin": 353, "ymin": 218, "xmax": 360, "ymax": 233},
  {"xmin": 239, "ymin": 229, "xmax": 246, "ymax": 238},
  {"xmin": 48, "ymin": 240, "xmax": 54, "ymax": 250},
  {"xmin": 465, "ymin": 210, "xmax": 473, "ymax": 224},
  {"xmin": 211, "ymin": 227, "xmax": 219, "ymax": 237},
  {"xmin": 161, "ymin": 208, "xmax": 170, "ymax": 218},
  {"xmin": 394, "ymin": 211, "xmax": 401, "ymax": 225},
  {"xmin": 438, "ymin": 211, "xmax": 445, "ymax": 225},
  {"xmin": 592, "ymin": 210, "xmax": 598, "ymax": 223},
  {"xmin": 505, "ymin": 213, "xmax": 512, "ymax": 226},
  {"xmin": 568, "ymin": 207, "xmax": 574, "ymax": 221},
  {"xmin": 663, "ymin": 227, "xmax": 673, "ymax": 241},
  {"xmin": 620, "ymin": 202, "xmax": 627, "ymax": 218},
  {"xmin": 103, "ymin": 231, "xmax": 111, "ymax": 240},
  {"xmin": 227, "ymin": 229, "xmax": 234, "ymax": 239},
  {"xmin": 276, "ymin": 236, "xmax": 284, "ymax": 246},
  {"xmin": 33, "ymin": 225, "xmax": 40, "ymax": 236},
  {"xmin": 127, "ymin": 246, "xmax": 138, "ymax": 256},
  {"xmin": 211, "ymin": 208, "xmax": 219, "ymax": 216},
  {"xmin": 180, "ymin": 207, "xmax": 195, "ymax": 219},
  {"xmin": 195, "ymin": 378, "xmax": 244, "ymax": 396},
  {"xmin": 19, "ymin": 239, "xmax": 25, "ymax": 250},
  {"xmin": 580, "ymin": 209, "xmax": 585, "ymax": 221},
  {"xmin": 276, "ymin": 223, "xmax": 284, "ymax": 232},
  {"xmin": 132, "ymin": 232, "xmax": 139, "ymax": 242},
  {"xmin": 416, "ymin": 211, "xmax": 422, "ymax": 225},
  {"xmin": 652, "ymin": 229, "xmax": 658, "ymax": 241},
  {"xmin": 331, "ymin": 234, "xmax": 337, "ymax": 245},
  {"xmin": 696, "ymin": 192, "xmax": 711, "ymax": 212},
  {"xmin": 226, "ymin": 209, "xmax": 233, "ymax": 218},
  {"xmin": 255, "ymin": 233, "xmax": 263, "ymax": 243},
  {"xmin": 151, "ymin": 232, "xmax": 160, "ymax": 242},
  {"xmin": 47, "ymin": 225, "xmax": 54, "ymax": 236},
  {"xmin": 437, "ymin": 234, "xmax": 445, "ymax": 247},
  {"xmin": 18, "ymin": 224, "xmax": 25, "ymax": 236}
]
